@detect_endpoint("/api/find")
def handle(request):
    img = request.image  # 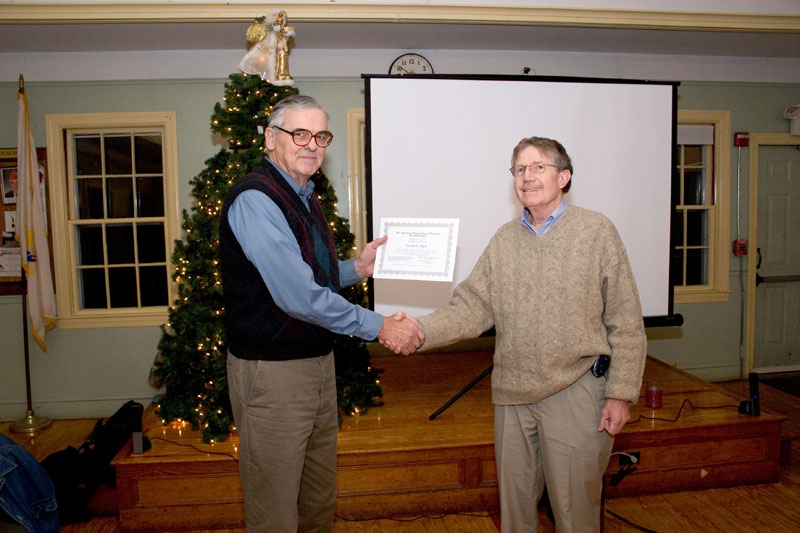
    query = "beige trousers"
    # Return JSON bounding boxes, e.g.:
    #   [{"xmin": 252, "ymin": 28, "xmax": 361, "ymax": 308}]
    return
[
  {"xmin": 227, "ymin": 352, "xmax": 338, "ymax": 533},
  {"xmin": 494, "ymin": 371, "xmax": 613, "ymax": 533}
]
